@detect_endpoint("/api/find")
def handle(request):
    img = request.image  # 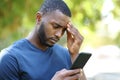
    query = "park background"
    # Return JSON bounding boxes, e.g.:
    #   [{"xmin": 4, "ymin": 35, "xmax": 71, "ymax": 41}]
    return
[{"xmin": 0, "ymin": 0, "xmax": 120, "ymax": 80}]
